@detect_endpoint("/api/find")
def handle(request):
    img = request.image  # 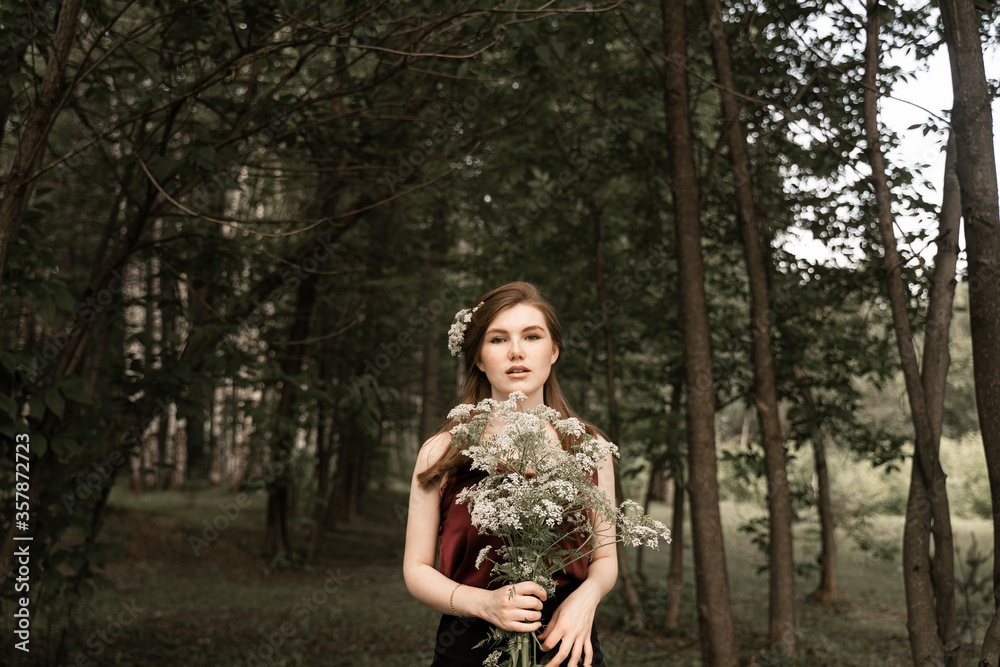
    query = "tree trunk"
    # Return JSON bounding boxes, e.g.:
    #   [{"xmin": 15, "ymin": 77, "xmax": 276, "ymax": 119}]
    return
[
  {"xmin": 793, "ymin": 365, "xmax": 840, "ymax": 603},
  {"xmin": 664, "ymin": 382, "xmax": 686, "ymax": 631},
  {"xmin": 636, "ymin": 469, "xmax": 656, "ymax": 593},
  {"xmin": 935, "ymin": 3, "xmax": 1000, "ymax": 664},
  {"xmin": 665, "ymin": 478, "xmax": 687, "ymax": 631},
  {"xmin": 306, "ymin": 361, "xmax": 336, "ymax": 563},
  {"xmin": 327, "ymin": 356, "xmax": 374, "ymax": 526},
  {"xmin": 185, "ymin": 410, "xmax": 210, "ymax": 482},
  {"xmin": 327, "ymin": 421, "xmax": 365, "ymax": 525},
  {"xmin": 810, "ymin": 432, "xmax": 836, "ymax": 601},
  {"xmin": 647, "ymin": 468, "xmax": 670, "ymax": 503},
  {"xmin": 263, "ymin": 270, "xmax": 318, "ymax": 563},
  {"xmin": 594, "ymin": 199, "xmax": 646, "ymax": 630},
  {"xmin": 863, "ymin": 3, "xmax": 960, "ymax": 664},
  {"xmin": 315, "ymin": 363, "xmax": 335, "ymax": 502},
  {"xmin": 156, "ymin": 410, "xmax": 173, "ymax": 491},
  {"xmin": 700, "ymin": 0, "xmax": 795, "ymax": 654},
  {"xmin": 0, "ymin": 0, "xmax": 85, "ymax": 317},
  {"xmin": 661, "ymin": 0, "xmax": 737, "ymax": 662},
  {"xmin": 419, "ymin": 301, "xmax": 443, "ymax": 444},
  {"xmin": 923, "ymin": 136, "xmax": 963, "ymax": 666}
]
